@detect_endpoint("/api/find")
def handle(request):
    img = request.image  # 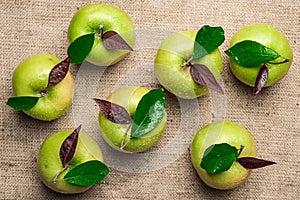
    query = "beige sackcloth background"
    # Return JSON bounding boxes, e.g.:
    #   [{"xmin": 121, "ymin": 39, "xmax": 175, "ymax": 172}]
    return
[{"xmin": 1, "ymin": 0, "xmax": 299, "ymax": 199}]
